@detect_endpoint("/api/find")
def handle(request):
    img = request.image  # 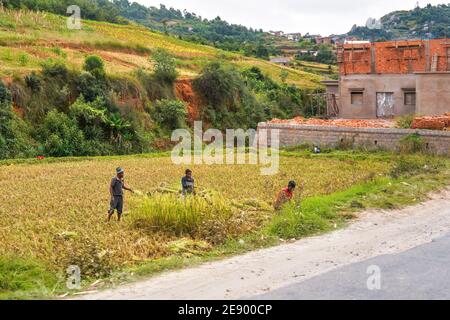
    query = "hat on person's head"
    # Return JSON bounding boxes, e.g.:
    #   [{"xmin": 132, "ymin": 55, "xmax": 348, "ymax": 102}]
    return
[{"xmin": 116, "ymin": 167, "xmax": 124, "ymax": 174}]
